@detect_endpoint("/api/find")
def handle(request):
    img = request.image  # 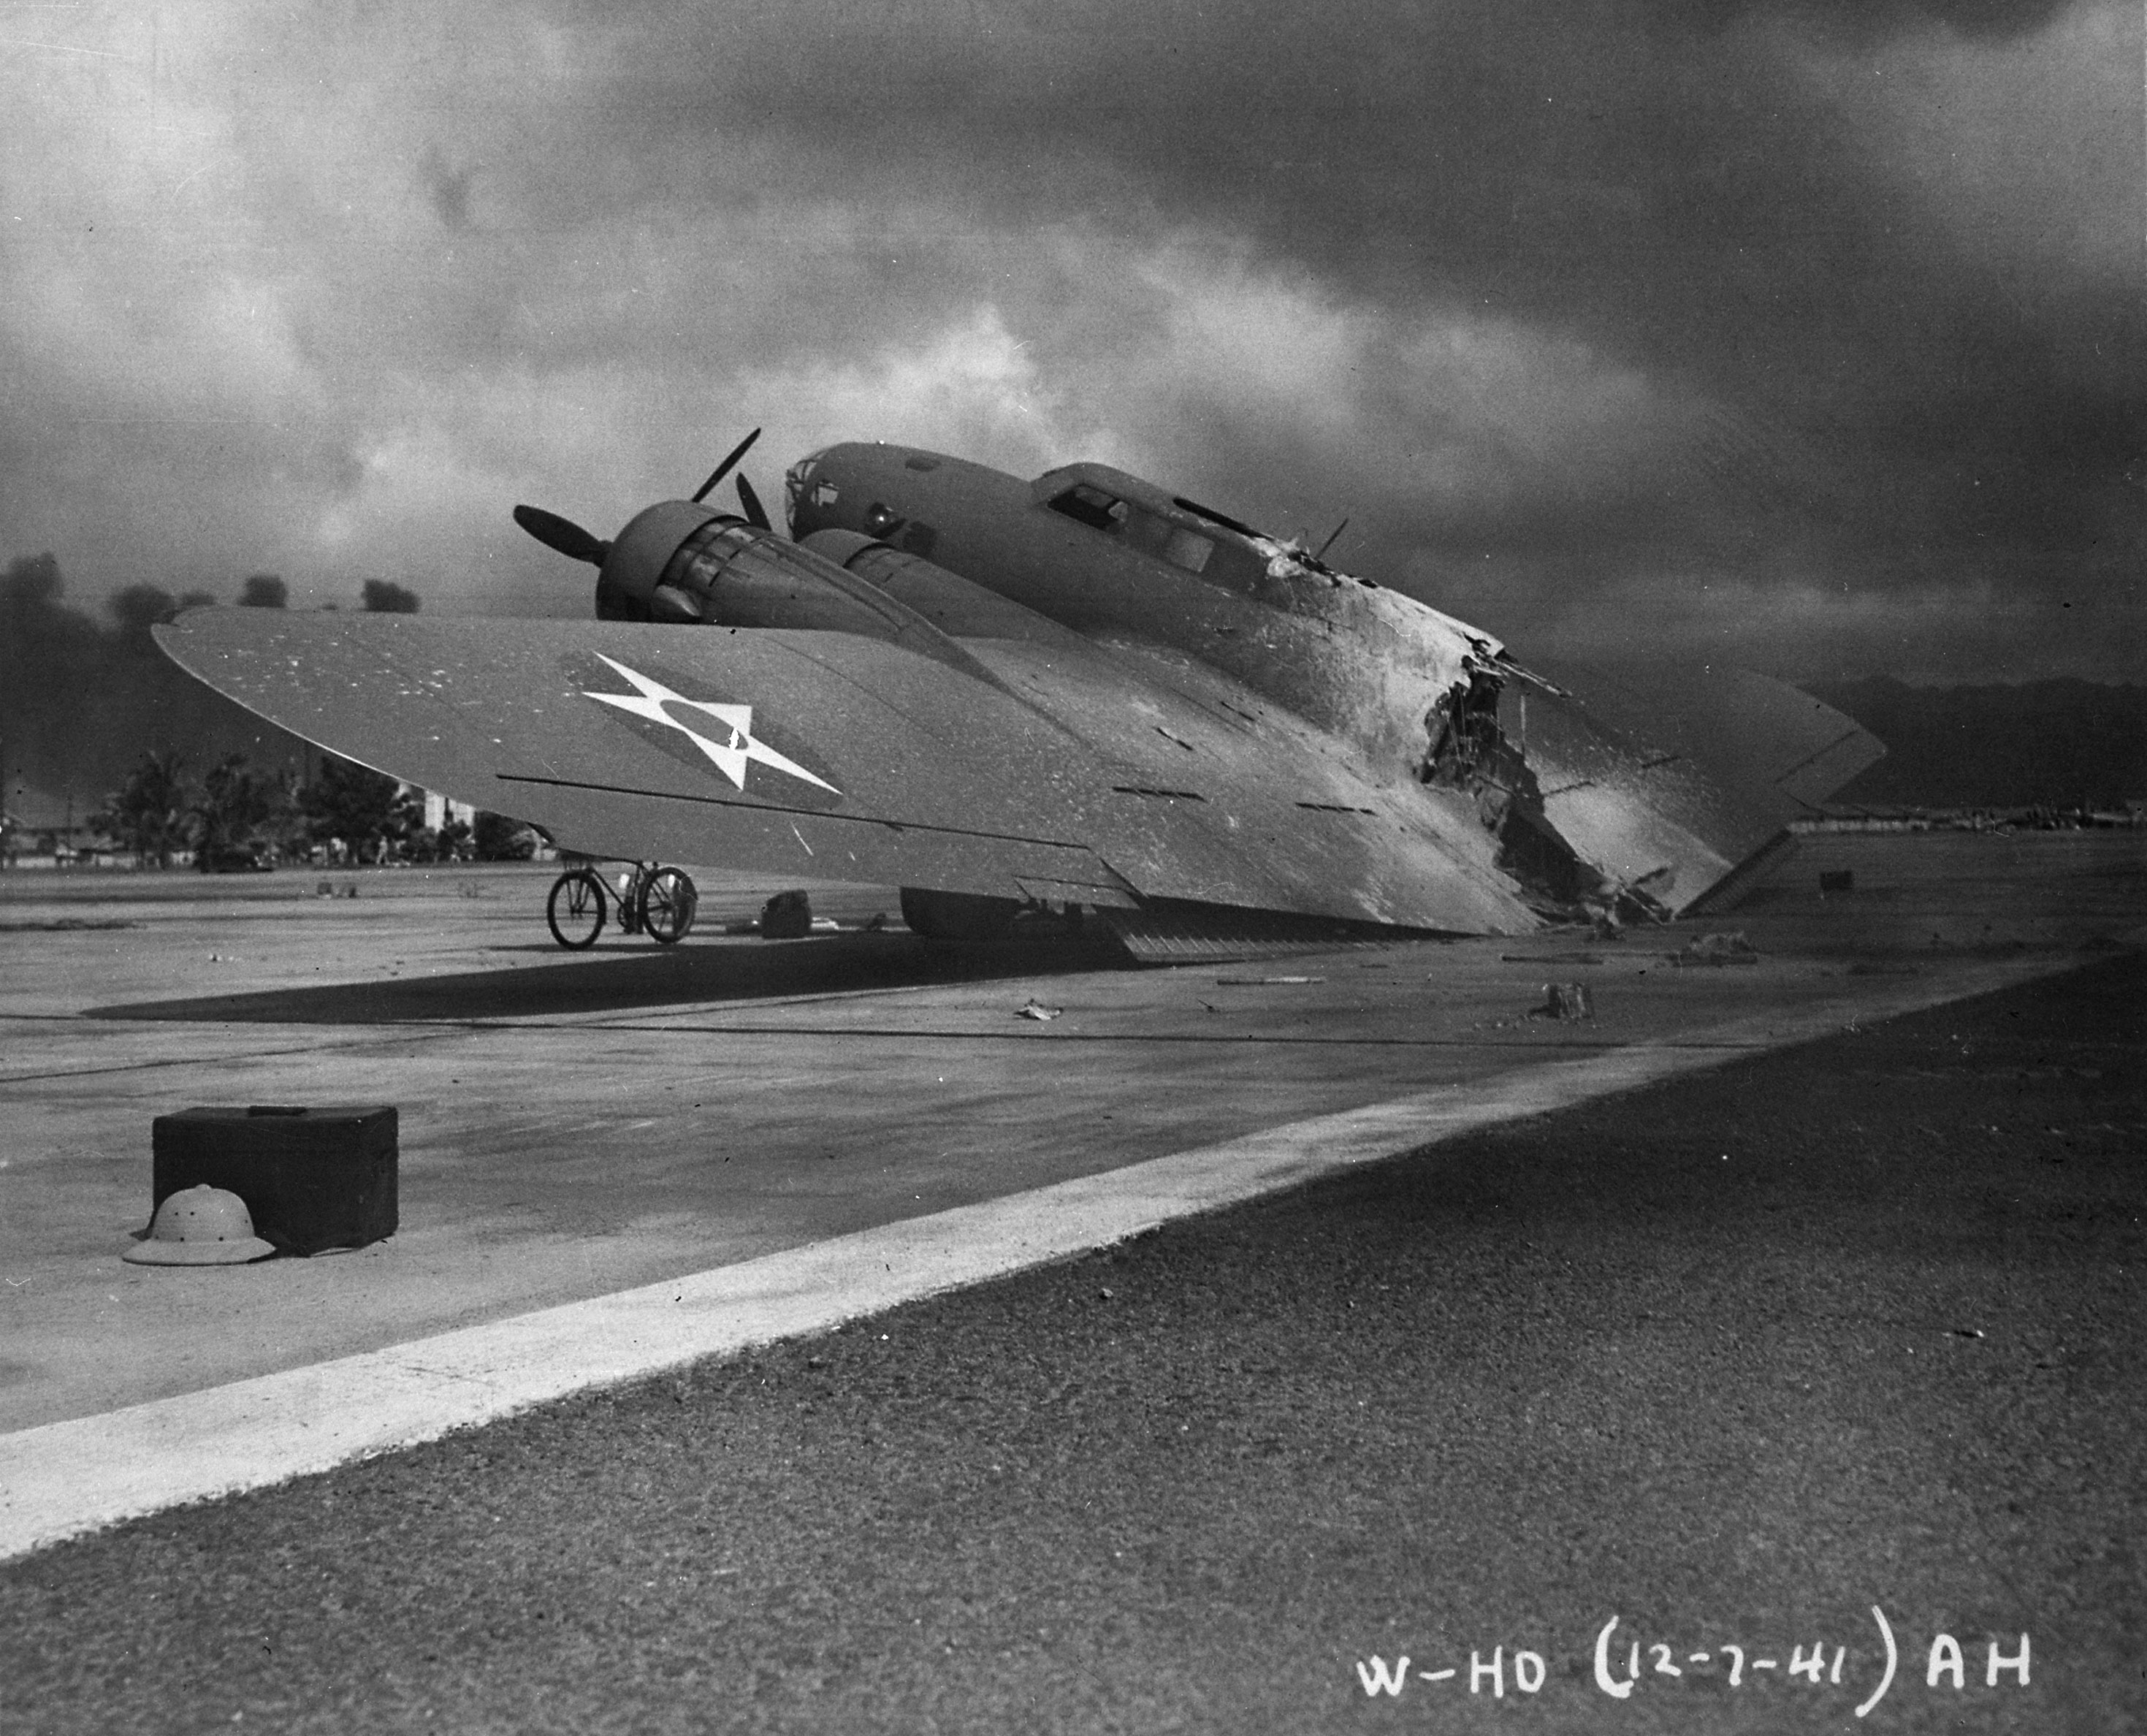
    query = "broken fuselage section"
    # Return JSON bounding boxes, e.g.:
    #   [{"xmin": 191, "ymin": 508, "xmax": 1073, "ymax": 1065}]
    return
[{"xmin": 781, "ymin": 446, "xmax": 1774, "ymax": 926}]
